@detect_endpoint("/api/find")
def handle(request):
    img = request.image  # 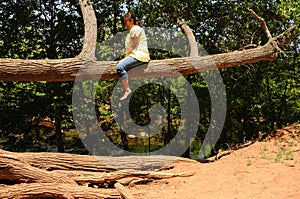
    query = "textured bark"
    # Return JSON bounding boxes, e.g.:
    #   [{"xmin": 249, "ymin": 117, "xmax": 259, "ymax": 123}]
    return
[
  {"xmin": 0, "ymin": 183, "xmax": 120, "ymax": 199},
  {"xmin": 0, "ymin": 30, "xmax": 296, "ymax": 82},
  {"xmin": 0, "ymin": 0, "xmax": 298, "ymax": 82},
  {"xmin": 17, "ymin": 150, "xmax": 182, "ymax": 171},
  {"xmin": 78, "ymin": 0, "xmax": 97, "ymax": 61},
  {"xmin": 0, "ymin": 149, "xmax": 196, "ymax": 198},
  {"xmin": 177, "ymin": 18, "xmax": 199, "ymax": 57},
  {"xmin": 114, "ymin": 183, "xmax": 135, "ymax": 199}
]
